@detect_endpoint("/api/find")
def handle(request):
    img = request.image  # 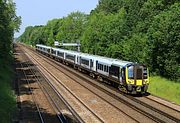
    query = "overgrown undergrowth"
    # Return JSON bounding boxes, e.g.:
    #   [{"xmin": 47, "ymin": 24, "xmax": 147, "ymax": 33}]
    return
[
  {"xmin": 148, "ymin": 76, "xmax": 180, "ymax": 104},
  {"xmin": 0, "ymin": 60, "xmax": 16, "ymax": 123}
]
